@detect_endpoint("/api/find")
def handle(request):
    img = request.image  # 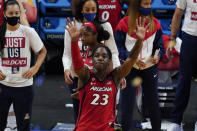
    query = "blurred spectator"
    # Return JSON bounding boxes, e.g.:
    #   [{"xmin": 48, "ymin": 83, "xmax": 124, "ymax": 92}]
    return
[
  {"xmin": 115, "ymin": 0, "xmax": 165, "ymax": 130},
  {"xmin": 167, "ymin": 0, "xmax": 197, "ymax": 130},
  {"xmin": 71, "ymin": 0, "xmax": 129, "ymax": 32}
]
